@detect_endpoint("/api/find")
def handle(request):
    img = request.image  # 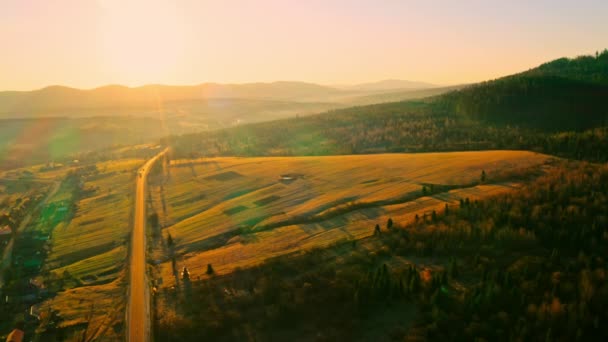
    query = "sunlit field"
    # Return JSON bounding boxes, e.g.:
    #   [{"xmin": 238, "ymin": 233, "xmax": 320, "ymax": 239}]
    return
[
  {"xmin": 149, "ymin": 151, "xmax": 552, "ymax": 285},
  {"xmin": 28, "ymin": 159, "xmax": 142, "ymax": 340}
]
